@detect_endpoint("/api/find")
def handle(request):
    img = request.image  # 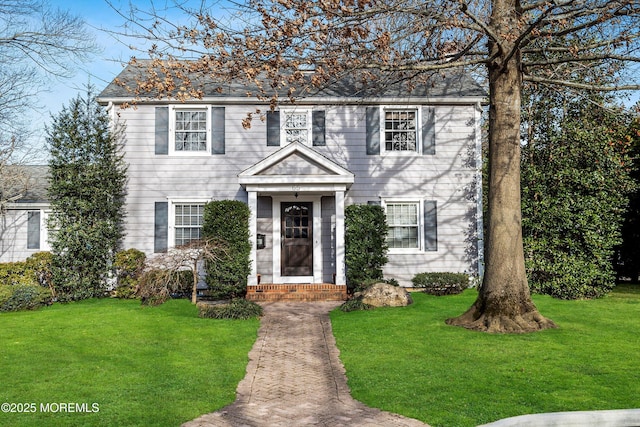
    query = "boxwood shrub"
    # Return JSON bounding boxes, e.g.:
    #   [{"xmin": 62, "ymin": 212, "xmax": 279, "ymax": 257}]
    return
[{"xmin": 411, "ymin": 272, "xmax": 469, "ymax": 296}]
